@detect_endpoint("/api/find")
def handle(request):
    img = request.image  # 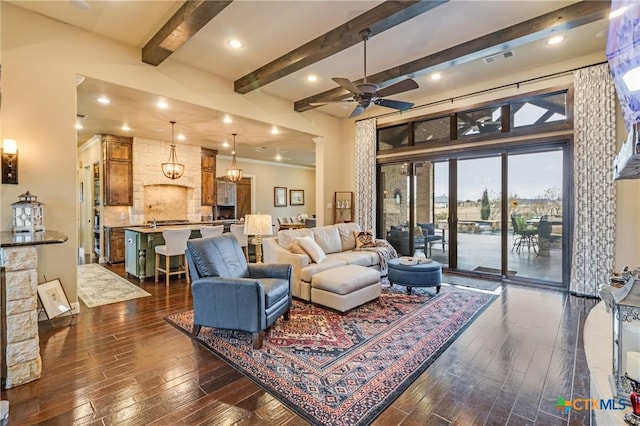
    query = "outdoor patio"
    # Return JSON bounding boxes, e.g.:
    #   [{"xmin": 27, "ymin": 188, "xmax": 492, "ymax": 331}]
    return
[{"xmin": 415, "ymin": 231, "xmax": 563, "ymax": 284}]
